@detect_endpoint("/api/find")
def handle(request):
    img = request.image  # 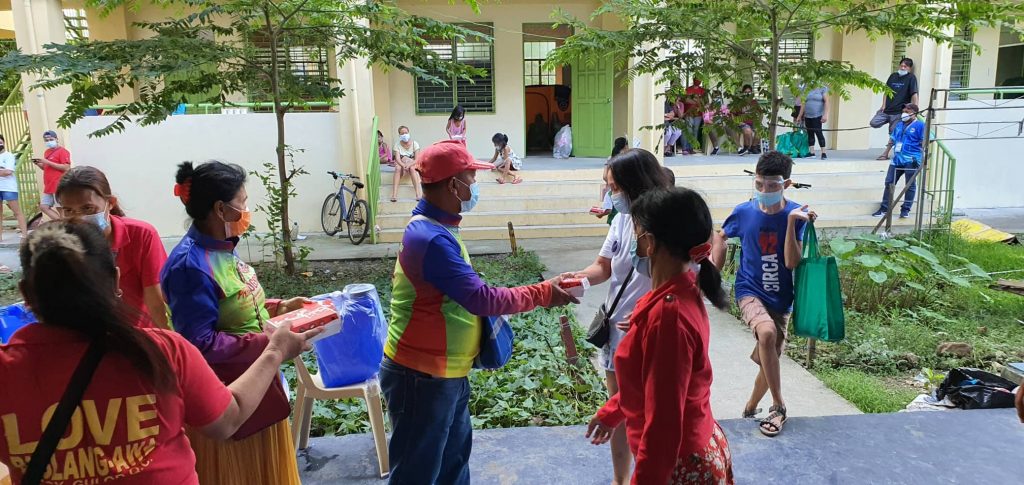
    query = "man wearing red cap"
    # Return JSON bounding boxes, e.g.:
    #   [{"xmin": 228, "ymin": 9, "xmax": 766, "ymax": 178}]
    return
[{"xmin": 380, "ymin": 140, "xmax": 577, "ymax": 484}]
